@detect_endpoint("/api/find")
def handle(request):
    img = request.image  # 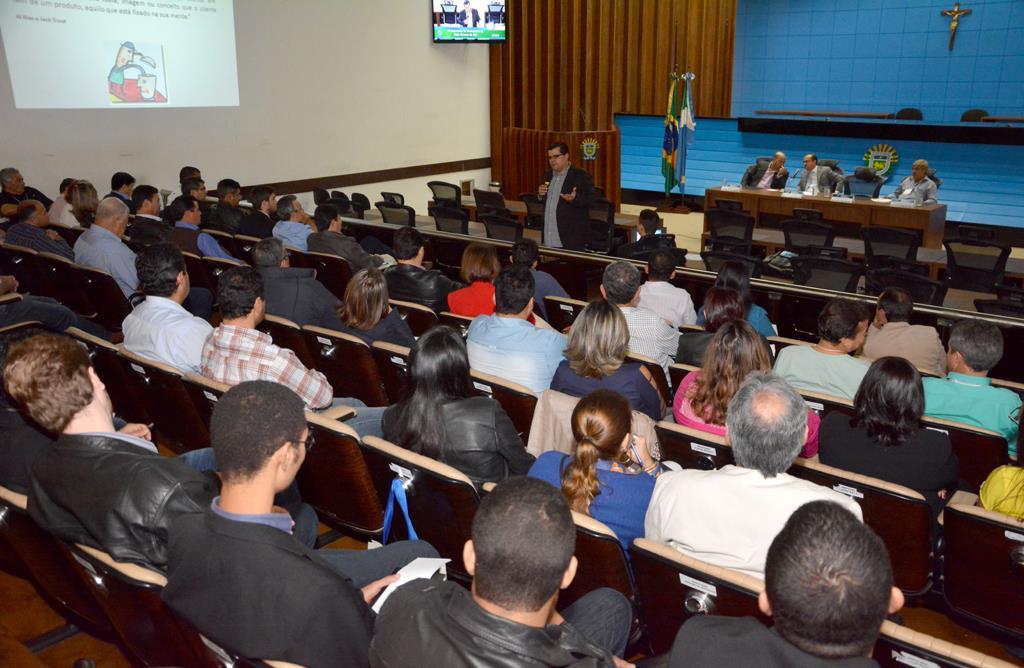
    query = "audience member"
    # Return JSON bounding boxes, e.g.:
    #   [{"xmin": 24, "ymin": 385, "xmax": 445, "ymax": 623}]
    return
[
  {"xmin": 252, "ymin": 237, "xmax": 344, "ymax": 329},
  {"xmin": 637, "ymin": 248, "xmax": 695, "ymax": 328},
  {"xmin": 614, "ymin": 209, "xmax": 676, "ymax": 259},
  {"xmin": 0, "ymin": 167, "xmax": 53, "ymax": 218},
  {"xmin": 206, "ymin": 178, "xmax": 245, "ymax": 234},
  {"xmin": 550, "ymin": 299, "xmax": 663, "ymax": 421},
  {"xmin": 774, "ymin": 298, "xmax": 869, "ymax": 400},
  {"xmin": 4, "ymin": 333, "xmax": 215, "ymax": 570},
  {"xmin": 201, "ymin": 266, "xmax": 385, "ymax": 436},
  {"xmin": 530, "ymin": 389, "xmax": 658, "ymax": 549},
  {"xmin": 0, "ymin": 326, "xmax": 53, "ymax": 494},
  {"xmin": 820, "ymin": 357, "xmax": 958, "ymax": 518},
  {"xmin": 5, "ymin": 200, "xmax": 73, "ymax": 260},
  {"xmin": 646, "ymin": 372, "xmax": 862, "ymax": 578},
  {"xmin": 0, "ymin": 275, "xmax": 110, "ymax": 339},
  {"xmin": 601, "ymin": 261, "xmax": 679, "ymax": 378},
  {"xmin": 862, "ymin": 287, "xmax": 945, "ymax": 376},
  {"xmin": 178, "ymin": 165, "xmax": 201, "ymax": 184},
  {"xmin": 179, "ymin": 176, "xmax": 210, "ymax": 220},
  {"xmin": 669, "ymin": 501, "xmax": 903, "ymax": 666},
  {"xmin": 62, "ymin": 179, "xmax": 99, "ymax": 228},
  {"xmin": 122, "ymin": 243, "xmax": 213, "ymax": 374},
  {"xmin": 370, "ymin": 477, "xmax": 633, "ymax": 666},
  {"xmin": 308, "ymin": 202, "xmax": 389, "ymax": 270},
  {"xmin": 697, "ymin": 260, "xmax": 776, "ymax": 337},
  {"xmin": 128, "ymin": 184, "xmax": 171, "ymax": 244},
  {"xmin": 74, "ymin": 196, "xmax": 139, "ymax": 296},
  {"xmin": 105, "ymin": 171, "xmax": 136, "ymax": 213},
  {"xmin": 239, "ymin": 185, "xmax": 277, "ymax": 238},
  {"xmin": 272, "ymin": 195, "xmax": 314, "ymax": 252},
  {"xmin": 923, "ymin": 319, "xmax": 1020, "ymax": 456},
  {"xmin": 163, "ymin": 381, "xmax": 436, "ymax": 667},
  {"xmin": 385, "ymin": 226, "xmax": 463, "ymax": 312},
  {"xmin": 165, "ymin": 195, "xmax": 235, "ymax": 260},
  {"xmin": 47, "ymin": 177, "xmax": 75, "ymax": 224},
  {"xmin": 980, "ymin": 465, "xmax": 1024, "ymax": 520},
  {"xmin": 335, "ymin": 268, "xmax": 416, "ymax": 348},
  {"xmin": 383, "ymin": 326, "xmax": 533, "ymax": 488},
  {"xmin": 509, "ymin": 237, "xmax": 569, "ymax": 321},
  {"xmin": 674, "ymin": 321, "xmax": 819, "ymax": 457},
  {"xmin": 674, "ymin": 287, "xmax": 749, "ymax": 366},
  {"xmin": 447, "ymin": 243, "xmax": 502, "ymax": 317},
  {"xmin": 467, "ymin": 264, "xmax": 566, "ymax": 393}
]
